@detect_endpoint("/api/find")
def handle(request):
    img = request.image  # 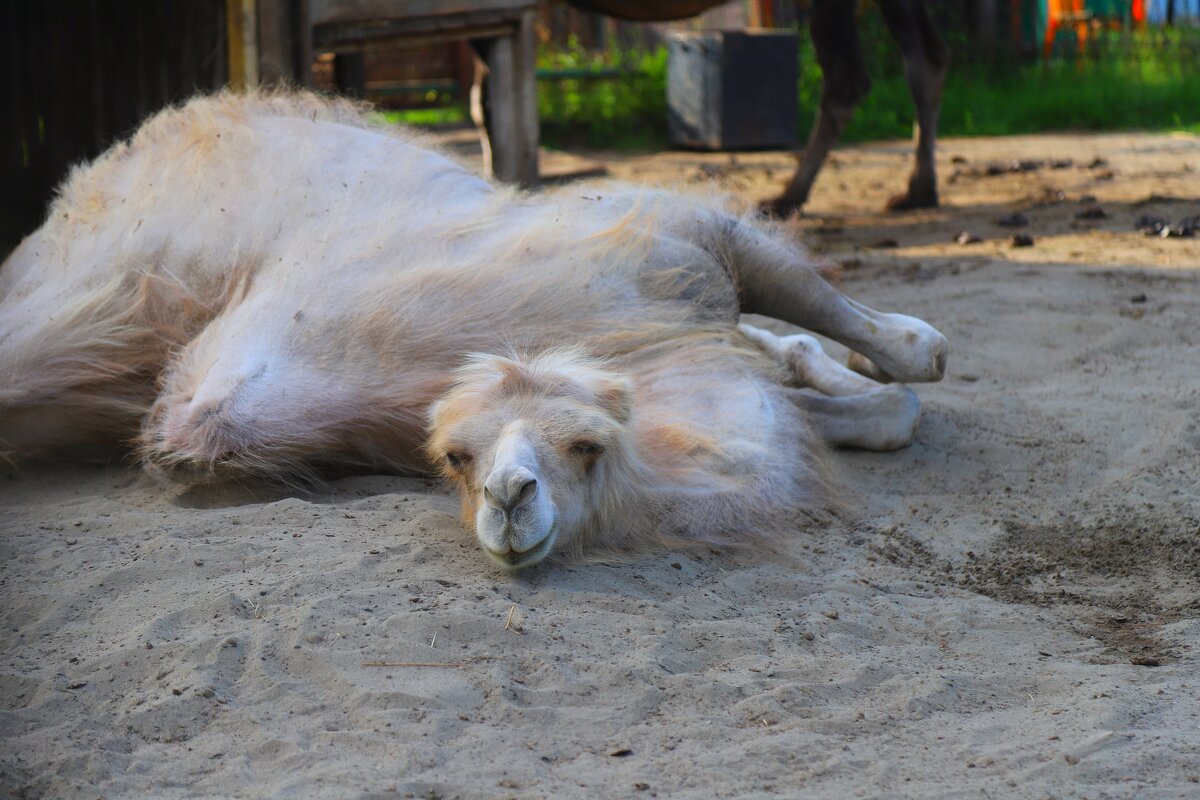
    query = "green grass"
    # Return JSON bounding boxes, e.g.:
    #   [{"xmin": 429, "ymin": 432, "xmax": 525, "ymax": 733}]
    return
[
  {"xmin": 841, "ymin": 62, "xmax": 1200, "ymax": 142},
  {"xmin": 374, "ymin": 107, "xmax": 467, "ymax": 127},
  {"xmin": 841, "ymin": 44, "xmax": 1200, "ymax": 142},
  {"xmin": 536, "ymin": 41, "xmax": 668, "ymax": 150},
  {"xmin": 376, "ymin": 28, "xmax": 1200, "ymax": 151}
]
